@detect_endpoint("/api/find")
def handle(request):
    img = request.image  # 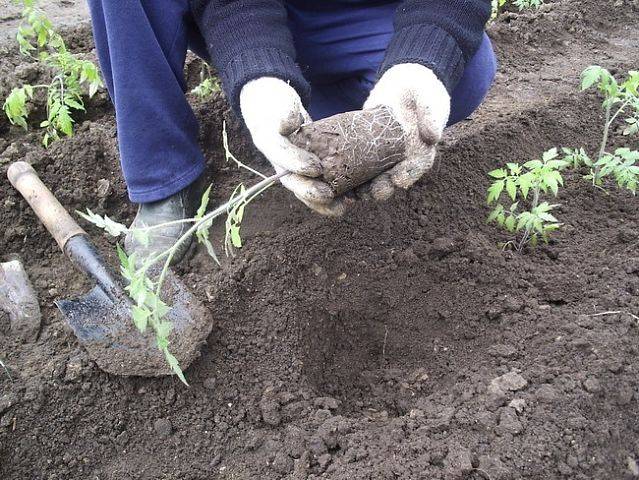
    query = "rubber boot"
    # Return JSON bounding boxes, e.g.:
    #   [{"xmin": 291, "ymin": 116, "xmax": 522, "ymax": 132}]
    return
[{"xmin": 124, "ymin": 177, "xmax": 204, "ymax": 265}]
